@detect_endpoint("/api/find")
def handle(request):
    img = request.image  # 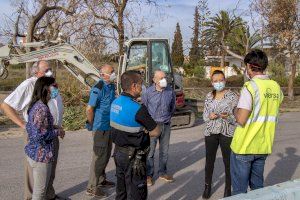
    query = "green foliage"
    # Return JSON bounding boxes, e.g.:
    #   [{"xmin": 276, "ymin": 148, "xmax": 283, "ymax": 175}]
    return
[
  {"xmin": 231, "ymin": 64, "xmax": 242, "ymax": 75},
  {"xmin": 63, "ymin": 106, "xmax": 86, "ymax": 131},
  {"xmin": 171, "ymin": 23, "xmax": 184, "ymax": 66},
  {"xmin": 183, "ymin": 77, "xmax": 211, "ymax": 87},
  {"xmin": 10, "ymin": 63, "xmax": 26, "ymax": 69},
  {"xmin": 227, "ymin": 22, "xmax": 262, "ymax": 56},
  {"xmin": 0, "ymin": 67, "xmax": 25, "ymax": 90},
  {"xmin": 226, "ymin": 75, "xmax": 244, "ymax": 87},
  {"xmin": 295, "ymin": 75, "xmax": 300, "ymax": 87},
  {"xmin": 56, "ymin": 69, "xmax": 89, "ymax": 130},
  {"xmin": 189, "ymin": 7, "xmax": 201, "ymax": 66},
  {"xmin": 193, "ymin": 66, "xmax": 206, "ymax": 78},
  {"xmin": 268, "ymin": 61, "xmax": 288, "ymax": 86},
  {"xmin": 204, "ymin": 10, "xmax": 244, "ymax": 46}
]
